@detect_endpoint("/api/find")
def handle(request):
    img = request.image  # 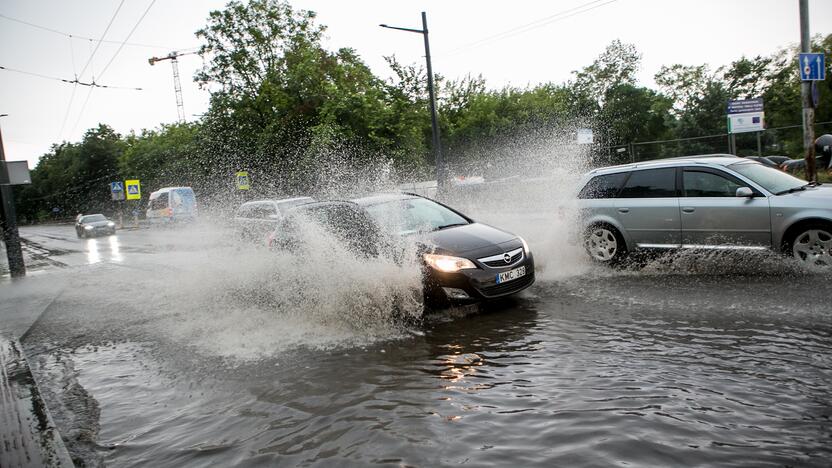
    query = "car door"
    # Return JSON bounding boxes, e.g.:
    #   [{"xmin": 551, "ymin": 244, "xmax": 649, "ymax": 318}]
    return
[
  {"xmin": 614, "ymin": 167, "xmax": 681, "ymax": 247},
  {"xmin": 679, "ymin": 167, "xmax": 771, "ymax": 247}
]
